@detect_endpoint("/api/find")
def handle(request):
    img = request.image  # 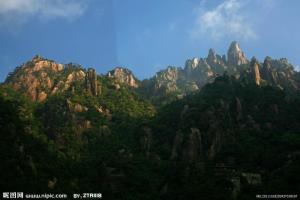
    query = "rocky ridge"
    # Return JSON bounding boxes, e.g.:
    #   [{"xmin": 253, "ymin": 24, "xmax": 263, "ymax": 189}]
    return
[
  {"xmin": 5, "ymin": 55, "xmax": 98, "ymax": 102},
  {"xmin": 4, "ymin": 41, "xmax": 300, "ymax": 104},
  {"xmin": 143, "ymin": 41, "xmax": 299, "ymax": 102},
  {"xmin": 5, "ymin": 57, "xmax": 103, "ymax": 102},
  {"xmin": 107, "ymin": 67, "xmax": 139, "ymax": 88}
]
